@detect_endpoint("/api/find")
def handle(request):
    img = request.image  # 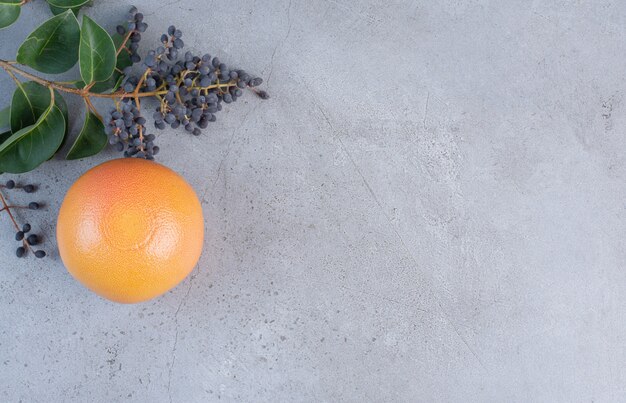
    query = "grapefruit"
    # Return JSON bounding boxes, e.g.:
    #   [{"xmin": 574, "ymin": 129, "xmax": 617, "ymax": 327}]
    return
[{"xmin": 57, "ymin": 158, "xmax": 204, "ymax": 303}]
